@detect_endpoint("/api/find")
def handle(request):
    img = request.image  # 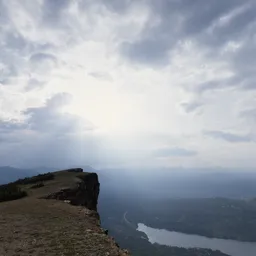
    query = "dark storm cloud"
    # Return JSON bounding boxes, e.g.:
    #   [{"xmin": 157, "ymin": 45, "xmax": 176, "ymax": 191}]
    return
[
  {"xmin": 119, "ymin": 0, "xmax": 256, "ymax": 93},
  {"xmin": 121, "ymin": 0, "xmax": 255, "ymax": 63},
  {"xmin": 153, "ymin": 147, "xmax": 197, "ymax": 157},
  {"xmin": 204, "ymin": 130, "xmax": 253, "ymax": 143},
  {"xmin": 181, "ymin": 1, "xmax": 253, "ymax": 40},
  {"xmin": 207, "ymin": 4, "xmax": 255, "ymax": 44}
]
